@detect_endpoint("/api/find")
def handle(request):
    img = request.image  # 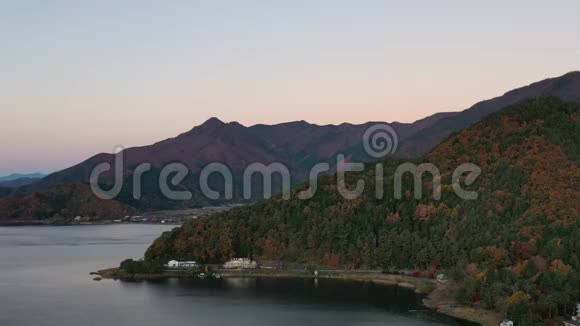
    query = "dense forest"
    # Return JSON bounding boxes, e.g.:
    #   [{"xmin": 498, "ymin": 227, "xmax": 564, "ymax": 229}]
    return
[
  {"xmin": 0, "ymin": 183, "xmax": 135, "ymax": 221},
  {"xmin": 144, "ymin": 98, "xmax": 580, "ymax": 324}
]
